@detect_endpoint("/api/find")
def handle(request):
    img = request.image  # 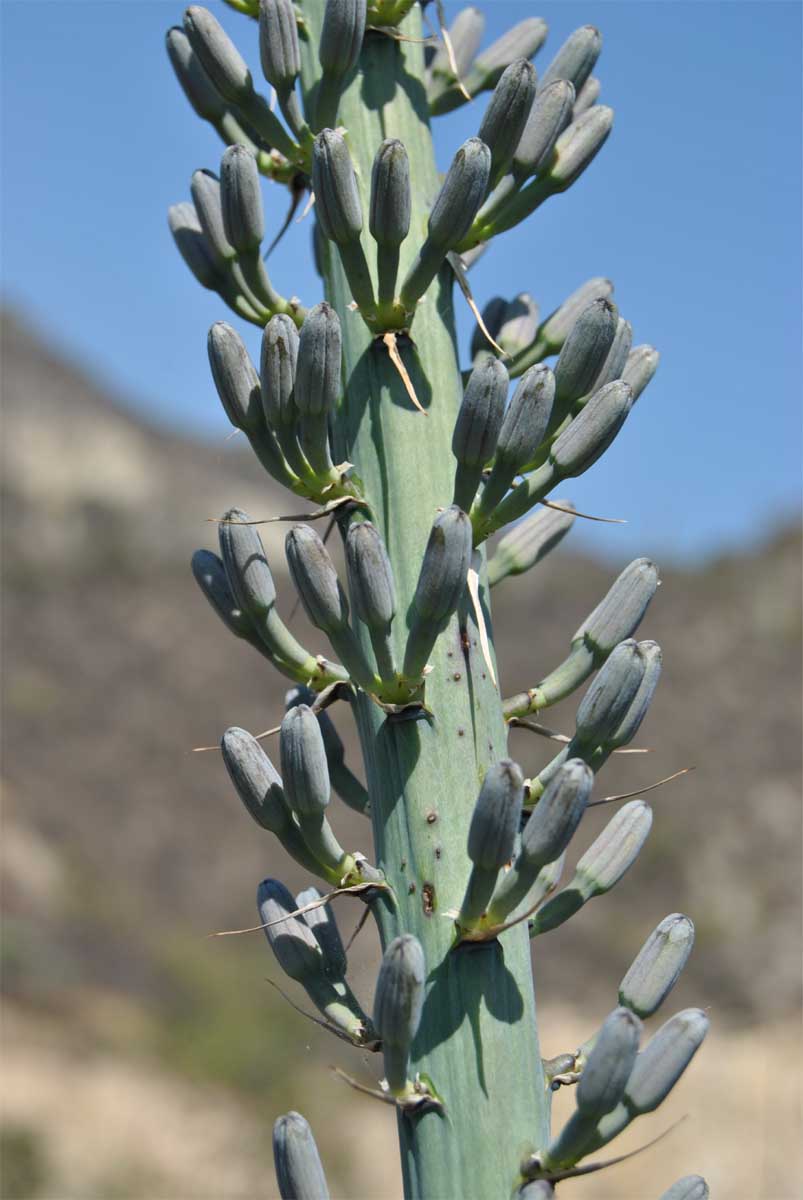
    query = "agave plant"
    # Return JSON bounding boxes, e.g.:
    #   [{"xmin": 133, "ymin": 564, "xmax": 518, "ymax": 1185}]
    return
[{"xmin": 168, "ymin": 2, "xmax": 707, "ymax": 1195}]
